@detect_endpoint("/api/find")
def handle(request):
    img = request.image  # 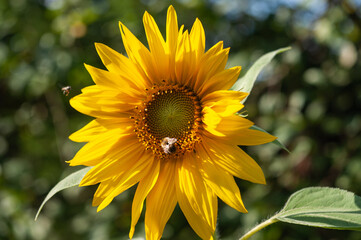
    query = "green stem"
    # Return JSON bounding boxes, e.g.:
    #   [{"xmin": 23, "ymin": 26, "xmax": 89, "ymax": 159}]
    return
[{"xmin": 239, "ymin": 217, "xmax": 279, "ymax": 240}]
